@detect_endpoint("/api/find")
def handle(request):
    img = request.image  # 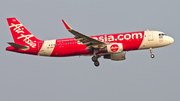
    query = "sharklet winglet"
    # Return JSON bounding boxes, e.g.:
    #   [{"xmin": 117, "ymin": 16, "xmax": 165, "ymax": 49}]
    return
[{"xmin": 62, "ymin": 20, "xmax": 72, "ymax": 30}]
